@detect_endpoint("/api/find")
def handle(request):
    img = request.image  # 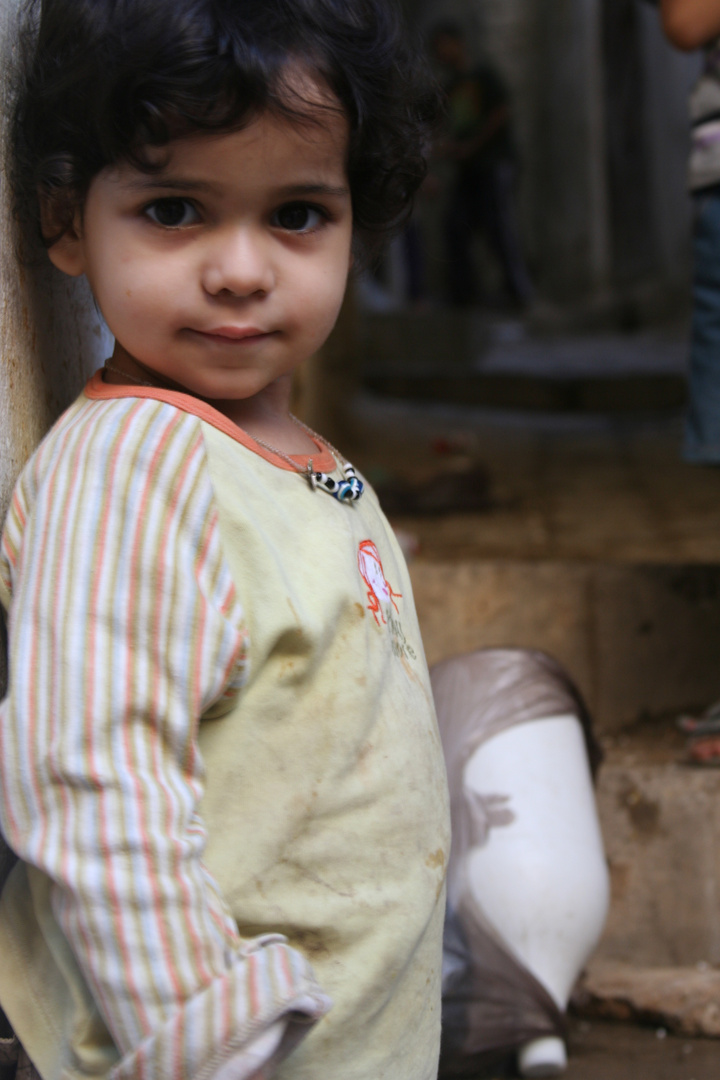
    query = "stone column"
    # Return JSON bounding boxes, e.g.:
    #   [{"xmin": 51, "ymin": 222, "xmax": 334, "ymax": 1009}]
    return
[
  {"xmin": 532, "ymin": 0, "xmax": 611, "ymax": 302},
  {"xmin": 0, "ymin": 0, "xmax": 110, "ymax": 520},
  {"xmin": 0, "ymin": 0, "xmax": 111, "ymax": 689}
]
